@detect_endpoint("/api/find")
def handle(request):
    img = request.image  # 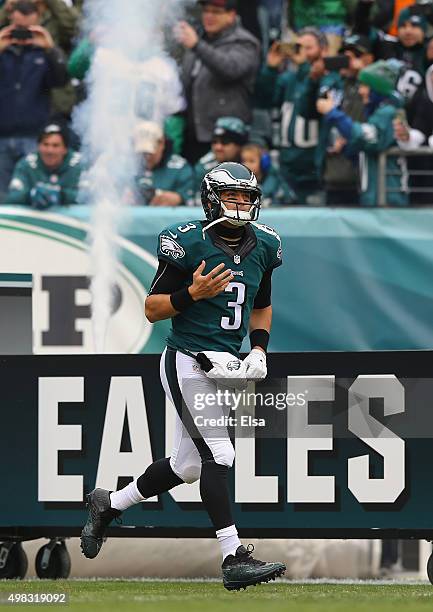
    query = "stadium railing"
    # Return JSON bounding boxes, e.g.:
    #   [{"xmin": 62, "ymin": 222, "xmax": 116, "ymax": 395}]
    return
[{"xmin": 377, "ymin": 146, "xmax": 433, "ymax": 207}]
